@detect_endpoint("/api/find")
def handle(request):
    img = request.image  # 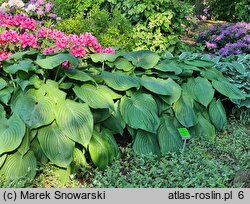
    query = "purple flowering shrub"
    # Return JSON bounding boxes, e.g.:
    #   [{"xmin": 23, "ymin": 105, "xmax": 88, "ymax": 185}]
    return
[{"xmin": 198, "ymin": 23, "xmax": 250, "ymax": 56}]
